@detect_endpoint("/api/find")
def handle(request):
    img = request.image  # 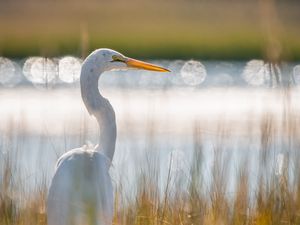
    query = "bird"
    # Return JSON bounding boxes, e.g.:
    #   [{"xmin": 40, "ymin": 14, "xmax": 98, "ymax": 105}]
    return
[{"xmin": 47, "ymin": 48, "xmax": 169, "ymax": 225}]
